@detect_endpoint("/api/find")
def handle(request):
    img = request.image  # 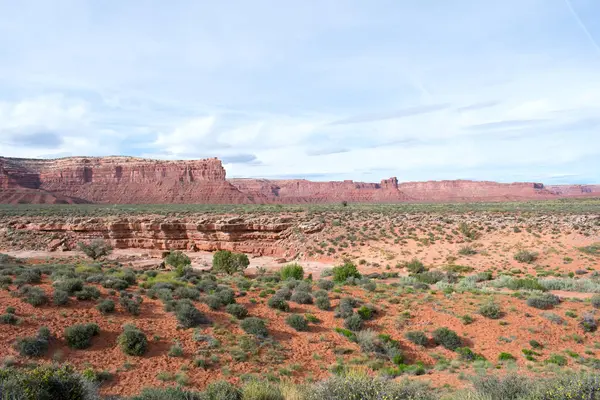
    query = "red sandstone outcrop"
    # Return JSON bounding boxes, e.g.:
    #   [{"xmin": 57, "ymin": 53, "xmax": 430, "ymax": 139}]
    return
[
  {"xmin": 0, "ymin": 215, "xmax": 325, "ymax": 257},
  {"xmin": 1, "ymin": 156, "xmax": 251, "ymax": 204},
  {"xmin": 1, "ymin": 156, "xmax": 599, "ymax": 204}
]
